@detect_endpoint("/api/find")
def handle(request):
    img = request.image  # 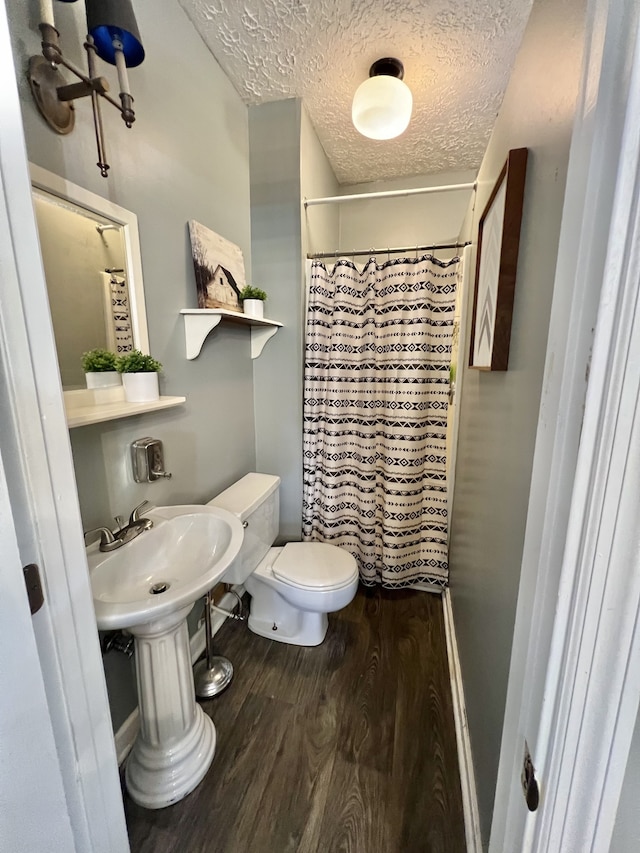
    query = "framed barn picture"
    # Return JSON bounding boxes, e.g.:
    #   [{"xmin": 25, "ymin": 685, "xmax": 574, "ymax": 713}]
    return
[
  {"xmin": 469, "ymin": 147, "xmax": 528, "ymax": 370},
  {"xmin": 188, "ymin": 220, "xmax": 246, "ymax": 312}
]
